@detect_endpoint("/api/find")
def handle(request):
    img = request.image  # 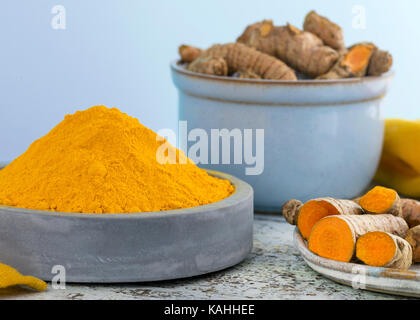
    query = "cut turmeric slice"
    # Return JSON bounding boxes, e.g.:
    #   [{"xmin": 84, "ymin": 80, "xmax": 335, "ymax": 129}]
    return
[
  {"xmin": 358, "ymin": 186, "xmax": 402, "ymax": 216},
  {"xmin": 342, "ymin": 44, "xmax": 374, "ymax": 73},
  {"xmin": 318, "ymin": 42, "xmax": 376, "ymax": 79},
  {"xmin": 0, "ymin": 263, "xmax": 47, "ymax": 291},
  {"xmin": 297, "ymin": 198, "xmax": 363, "ymax": 240},
  {"xmin": 356, "ymin": 231, "xmax": 412, "ymax": 269},
  {"xmin": 308, "ymin": 214, "xmax": 409, "ymax": 262}
]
